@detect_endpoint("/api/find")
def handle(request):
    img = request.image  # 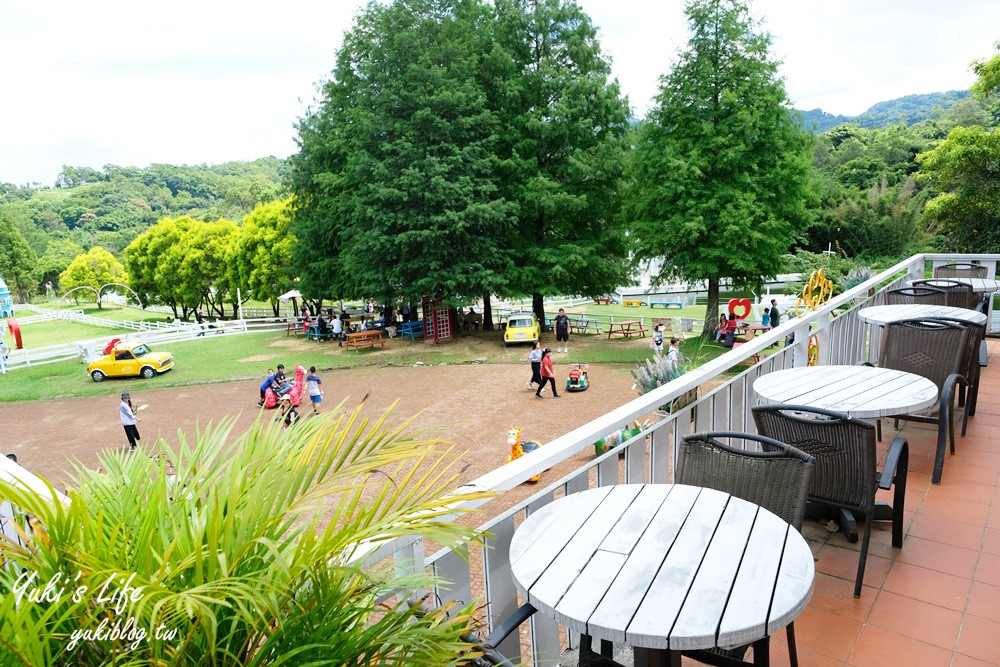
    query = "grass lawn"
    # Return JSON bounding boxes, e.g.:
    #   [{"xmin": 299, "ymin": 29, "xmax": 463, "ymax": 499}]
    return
[
  {"xmin": 11, "ymin": 302, "xmax": 174, "ymax": 349},
  {"xmin": 0, "ymin": 327, "xmax": 731, "ymax": 404}
]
